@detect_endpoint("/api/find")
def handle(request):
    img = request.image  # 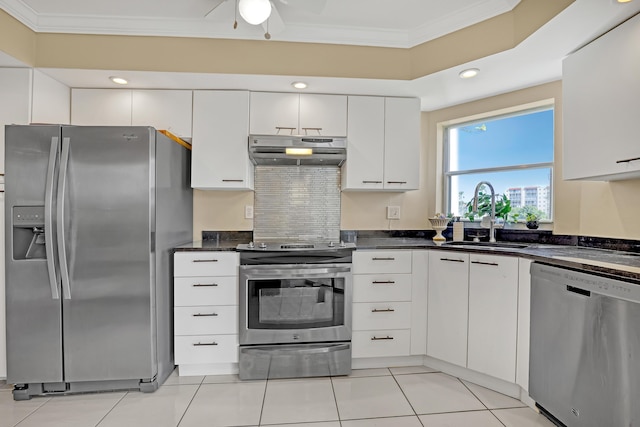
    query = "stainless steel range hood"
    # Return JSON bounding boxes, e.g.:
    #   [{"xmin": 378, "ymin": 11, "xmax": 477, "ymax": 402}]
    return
[{"xmin": 248, "ymin": 135, "xmax": 347, "ymax": 166}]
